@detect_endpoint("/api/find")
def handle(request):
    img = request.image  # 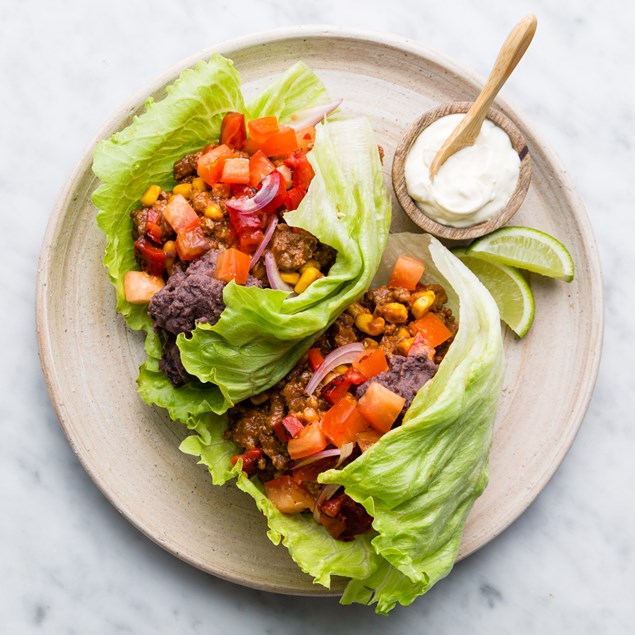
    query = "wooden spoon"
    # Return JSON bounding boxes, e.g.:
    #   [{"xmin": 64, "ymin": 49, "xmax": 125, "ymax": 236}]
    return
[{"xmin": 428, "ymin": 14, "xmax": 537, "ymax": 179}]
